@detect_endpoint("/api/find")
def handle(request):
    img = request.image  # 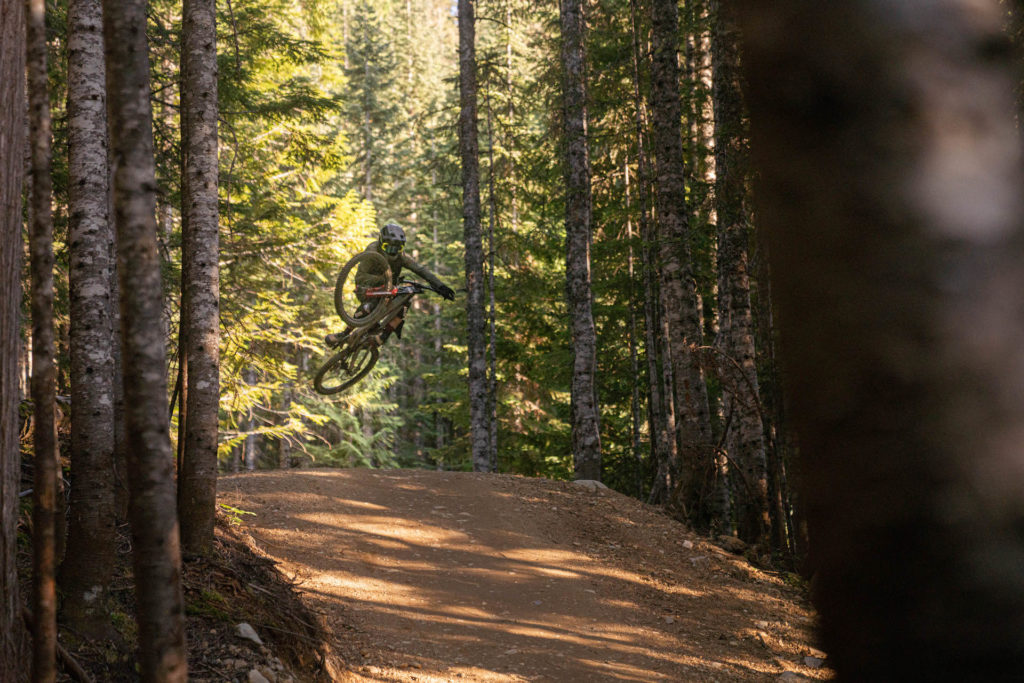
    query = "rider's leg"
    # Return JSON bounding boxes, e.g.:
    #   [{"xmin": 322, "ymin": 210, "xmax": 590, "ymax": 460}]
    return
[
  {"xmin": 326, "ymin": 299, "xmax": 375, "ymax": 346},
  {"xmin": 325, "ymin": 330, "xmax": 348, "ymax": 347},
  {"xmin": 378, "ymin": 303, "xmax": 410, "ymax": 346}
]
